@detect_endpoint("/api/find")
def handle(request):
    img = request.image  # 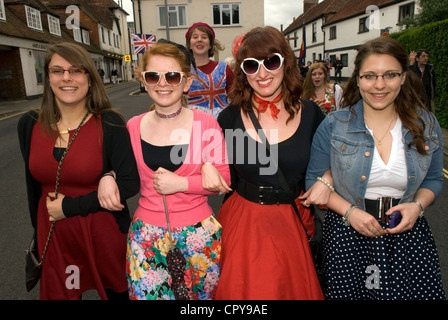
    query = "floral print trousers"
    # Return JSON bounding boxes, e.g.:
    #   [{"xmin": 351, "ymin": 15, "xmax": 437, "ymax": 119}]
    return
[{"xmin": 126, "ymin": 215, "xmax": 222, "ymax": 300}]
